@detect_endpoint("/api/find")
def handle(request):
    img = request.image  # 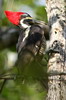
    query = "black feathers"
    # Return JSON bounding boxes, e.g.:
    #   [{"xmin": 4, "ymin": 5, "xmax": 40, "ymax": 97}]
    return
[{"xmin": 17, "ymin": 25, "xmax": 46, "ymax": 56}]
